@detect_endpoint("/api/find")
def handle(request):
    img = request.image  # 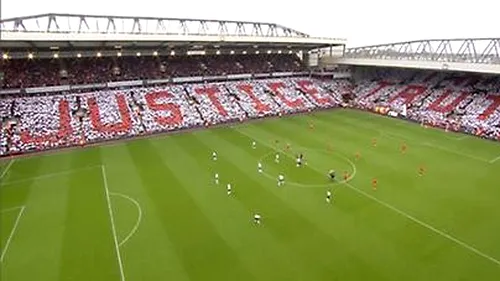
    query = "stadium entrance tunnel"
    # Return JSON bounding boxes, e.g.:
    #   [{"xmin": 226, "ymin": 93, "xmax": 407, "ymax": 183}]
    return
[{"xmin": 259, "ymin": 148, "xmax": 356, "ymax": 187}]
